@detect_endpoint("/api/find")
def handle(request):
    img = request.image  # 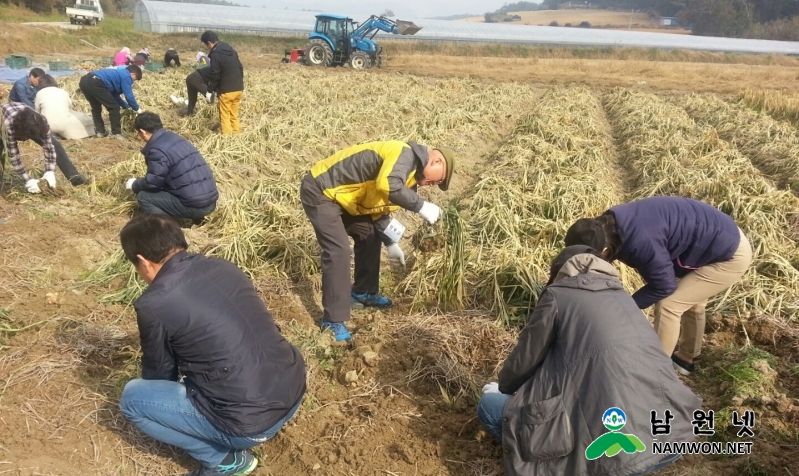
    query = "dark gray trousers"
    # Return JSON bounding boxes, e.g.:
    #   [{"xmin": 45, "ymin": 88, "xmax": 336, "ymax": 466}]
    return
[
  {"xmin": 300, "ymin": 174, "xmax": 381, "ymax": 323},
  {"xmin": 137, "ymin": 191, "xmax": 216, "ymax": 219}
]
